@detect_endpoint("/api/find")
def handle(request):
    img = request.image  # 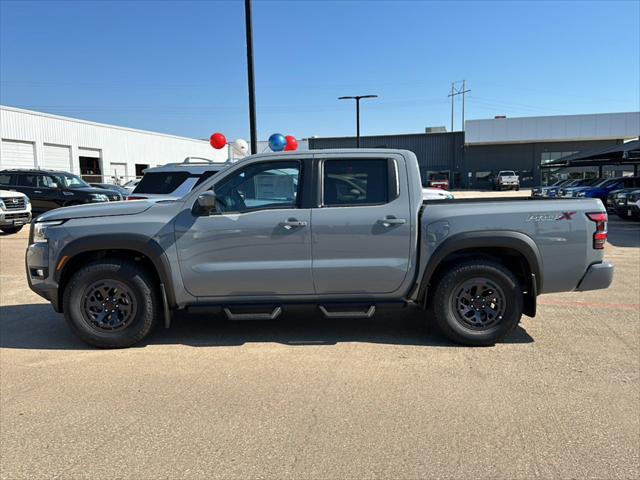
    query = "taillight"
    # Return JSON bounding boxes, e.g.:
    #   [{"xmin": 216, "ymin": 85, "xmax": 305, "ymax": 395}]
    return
[{"xmin": 586, "ymin": 212, "xmax": 607, "ymax": 249}]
